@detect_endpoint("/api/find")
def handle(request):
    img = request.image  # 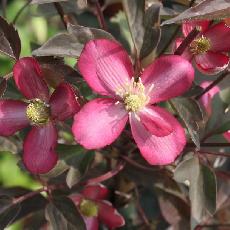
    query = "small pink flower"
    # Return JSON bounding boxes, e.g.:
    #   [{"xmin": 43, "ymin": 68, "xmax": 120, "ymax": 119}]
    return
[
  {"xmin": 72, "ymin": 39, "xmax": 194, "ymax": 165},
  {"xmin": 199, "ymin": 82, "xmax": 230, "ymax": 142},
  {"xmin": 70, "ymin": 184, "xmax": 125, "ymax": 230},
  {"xmin": 174, "ymin": 20, "xmax": 230, "ymax": 75},
  {"xmin": 0, "ymin": 57, "xmax": 80, "ymax": 174}
]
